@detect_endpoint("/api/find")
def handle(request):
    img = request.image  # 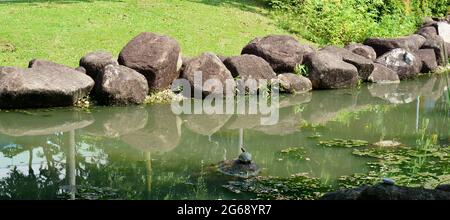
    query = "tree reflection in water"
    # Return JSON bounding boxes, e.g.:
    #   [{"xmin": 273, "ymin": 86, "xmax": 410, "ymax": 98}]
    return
[{"xmin": 0, "ymin": 75, "xmax": 448, "ymax": 199}]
